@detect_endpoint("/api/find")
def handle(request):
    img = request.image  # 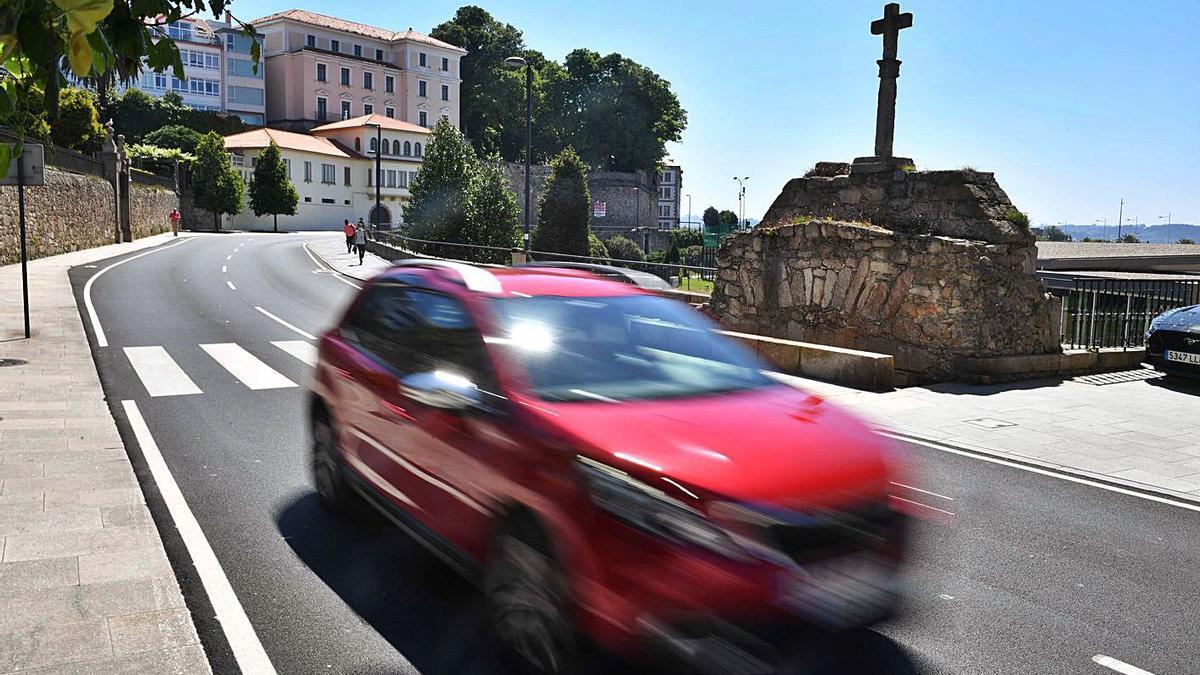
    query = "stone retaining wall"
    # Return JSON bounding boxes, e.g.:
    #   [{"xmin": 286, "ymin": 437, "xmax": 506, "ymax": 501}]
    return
[
  {"xmin": 130, "ymin": 184, "xmax": 178, "ymax": 239},
  {"xmin": 0, "ymin": 169, "xmax": 117, "ymax": 265},
  {"xmin": 709, "ymin": 219, "xmax": 1061, "ymax": 383}
]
